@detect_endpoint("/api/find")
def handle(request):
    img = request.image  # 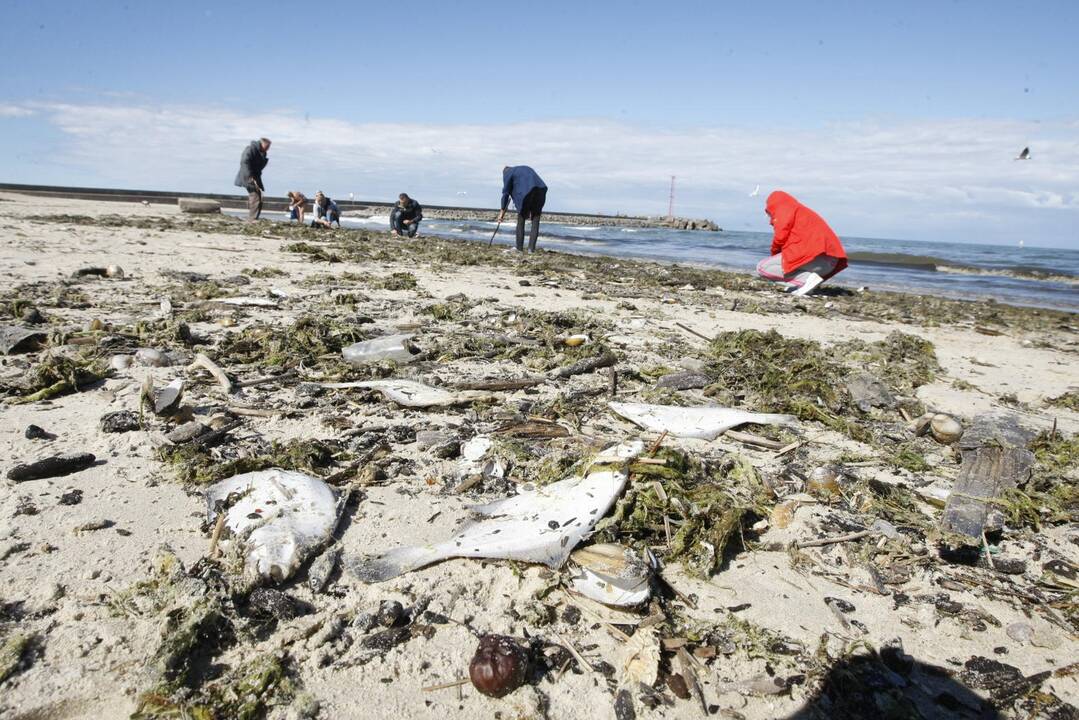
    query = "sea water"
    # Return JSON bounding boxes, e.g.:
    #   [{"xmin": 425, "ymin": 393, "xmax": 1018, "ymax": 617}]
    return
[{"xmin": 242, "ymin": 211, "xmax": 1079, "ymax": 313}]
